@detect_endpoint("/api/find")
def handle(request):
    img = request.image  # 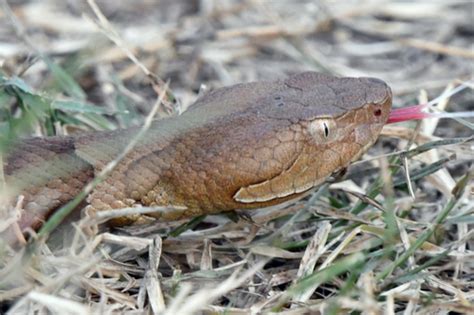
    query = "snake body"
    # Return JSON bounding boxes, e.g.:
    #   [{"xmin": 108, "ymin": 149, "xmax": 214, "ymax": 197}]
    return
[{"xmin": 3, "ymin": 72, "xmax": 392, "ymax": 235}]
